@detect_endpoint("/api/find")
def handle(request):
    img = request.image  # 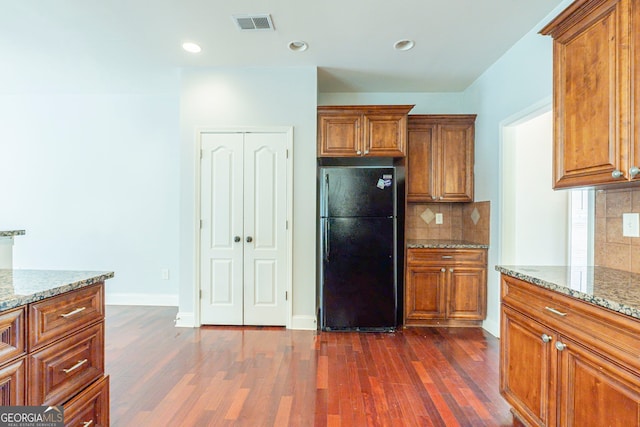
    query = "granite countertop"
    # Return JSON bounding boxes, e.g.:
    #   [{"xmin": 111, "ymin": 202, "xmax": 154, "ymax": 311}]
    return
[
  {"xmin": 496, "ymin": 265, "xmax": 640, "ymax": 320},
  {"xmin": 407, "ymin": 239, "xmax": 489, "ymax": 249},
  {"xmin": 0, "ymin": 269, "xmax": 114, "ymax": 312},
  {"xmin": 0, "ymin": 230, "xmax": 25, "ymax": 237}
]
